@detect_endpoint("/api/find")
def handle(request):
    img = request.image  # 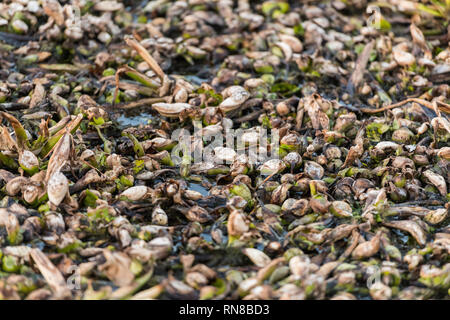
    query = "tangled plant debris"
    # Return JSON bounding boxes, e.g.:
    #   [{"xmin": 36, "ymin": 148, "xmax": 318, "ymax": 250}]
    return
[{"xmin": 0, "ymin": 0, "xmax": 449, "ymax": 300}]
